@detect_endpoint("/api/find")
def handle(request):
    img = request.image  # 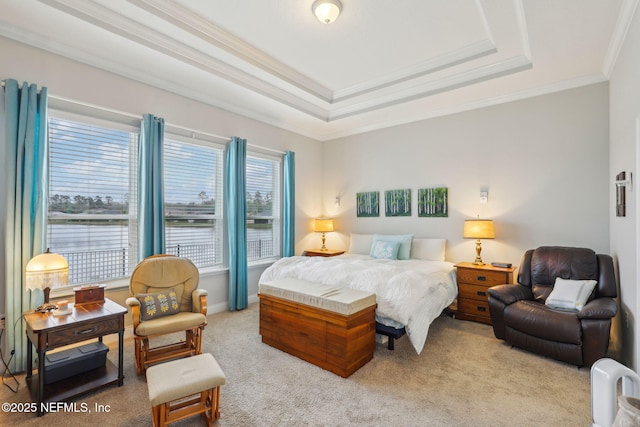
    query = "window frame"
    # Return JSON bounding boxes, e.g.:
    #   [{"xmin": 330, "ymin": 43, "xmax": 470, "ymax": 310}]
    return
[
  {"xmin": 246, "ymin": 149, "xmax": 283, "ymax": 265},
  {"xmin": 46, "ymin": 109, "xmax": 140, "ymax": 291},
  {"xmin": 163, "ymin": 132, "xmax": 226, "ymax": 269}
]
